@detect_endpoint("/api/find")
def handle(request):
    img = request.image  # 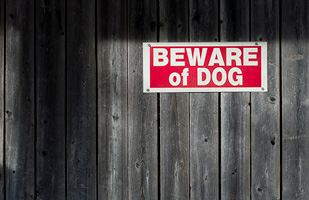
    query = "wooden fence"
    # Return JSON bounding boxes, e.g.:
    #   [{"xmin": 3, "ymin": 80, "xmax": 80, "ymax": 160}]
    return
[{"xmin": 0, "ymin": 0, "xmax": 308, "ymax": 199}]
